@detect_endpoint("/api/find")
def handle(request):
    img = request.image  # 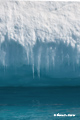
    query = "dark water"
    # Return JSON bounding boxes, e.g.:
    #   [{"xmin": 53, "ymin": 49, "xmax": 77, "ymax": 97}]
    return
[{"xmin": 0, "ymin": 86, "xmax": 80, "ymax": 120}]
